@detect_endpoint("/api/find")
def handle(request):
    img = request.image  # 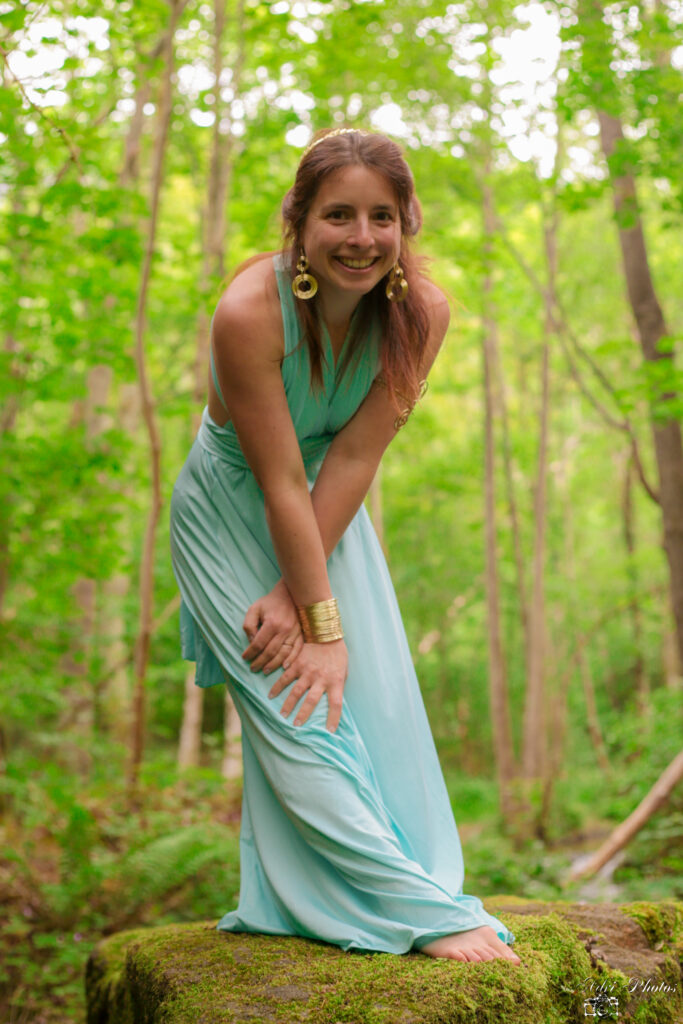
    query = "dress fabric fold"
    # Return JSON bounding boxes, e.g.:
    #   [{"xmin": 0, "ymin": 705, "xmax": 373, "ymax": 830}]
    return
[{"xmin": 169, "ymin": 252, "xmax": 515, "ymax": 954}]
